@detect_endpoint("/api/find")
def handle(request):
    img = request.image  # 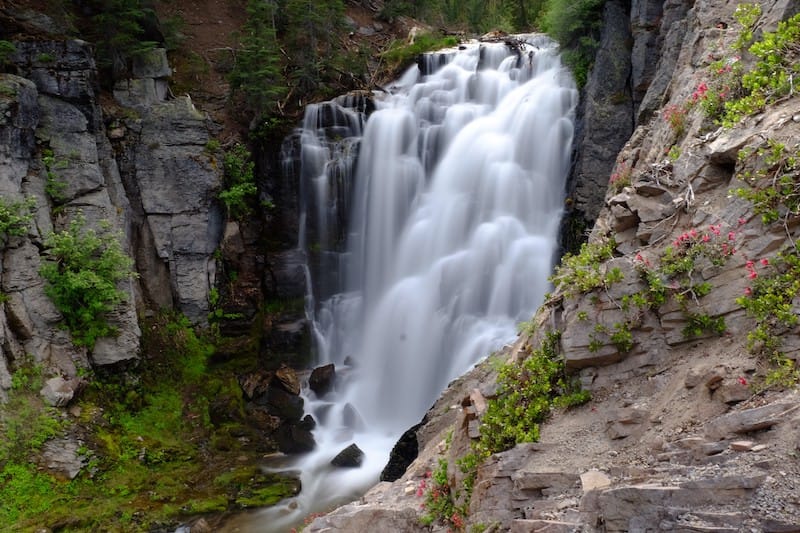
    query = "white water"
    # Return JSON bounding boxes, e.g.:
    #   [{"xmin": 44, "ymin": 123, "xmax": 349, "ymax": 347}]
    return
[{"xmin": 240, "ymin": 35, "xmax": 577, "ymax": 532}]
